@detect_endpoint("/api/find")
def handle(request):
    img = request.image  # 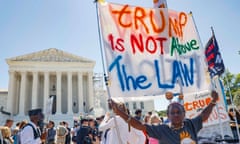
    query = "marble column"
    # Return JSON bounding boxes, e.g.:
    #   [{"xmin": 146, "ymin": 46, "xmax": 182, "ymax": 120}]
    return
[
  {"xmin": 7, "ymin": 70, "xmax": 16, "ymax": 115},
  {"xmin": 43, "ymin": 72, "xmax": 49, "ymax": 114},
  {"xmin": 19, "ymin": 71, "xmax": 27, "ymax": 115},
  {"xmin": 67, "ymin": 72, "xmax": 73, "ymax": 114},
  {"xmin": 56, "ymin": 71, "xmax": 62, "ymax": 114},
  {"xmin": 78, "ymin": 72, "xmax": 83, "ymax": 113},
  {"xmin": 32, "ymin": 71, "xmax": 38, "ymax": 109},
  {"xmin": 88, "ymin": 72, "xmax": 94, "ymax": 111}
]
